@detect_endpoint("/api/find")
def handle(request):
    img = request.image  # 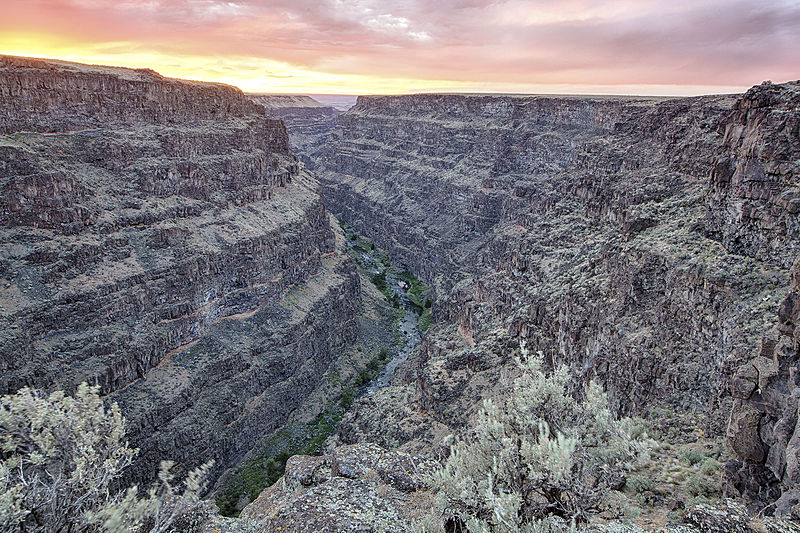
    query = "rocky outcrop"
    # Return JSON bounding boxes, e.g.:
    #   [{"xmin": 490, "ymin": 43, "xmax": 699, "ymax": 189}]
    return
[
  {"xmin": 726, "ymin": 258, "xmax": 800, "ymax": 514},
  {"xmin": 205, "ymin": 443, "xmax": 800, "ymax": 533},
  {"xmin": 706, "ymin": 81, "xmax": 800, "ymax": 269},
  {"xmin": 249, "ymin": 94, "xmax": 341, "ymax": 167},
  {"xmin": 312, "ymin": 89, "xmax": 795, "ymax": 445},
  {"xmin": 712, "ymin": 82, "xmax": 800, "ymax": 514},
  {"xmin": 234, "ymin": 443, "xmax": 438, "ymax": 533},
  {"xmin": 0, "ymin": 56, "xmax": 361, "ymax": 486}
]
